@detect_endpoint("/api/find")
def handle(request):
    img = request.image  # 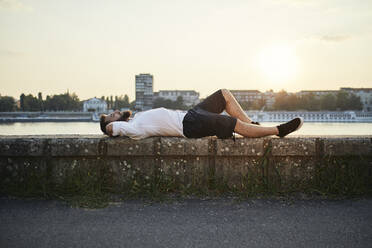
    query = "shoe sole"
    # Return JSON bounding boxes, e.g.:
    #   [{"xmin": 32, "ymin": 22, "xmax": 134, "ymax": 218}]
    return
[
  {"xmin": 277, "ymin": 117, "xmax": 304, "ymax": 138},
  {"xmin": 293, "ymin": 117, "xmax": 304, "ymax": 132}
]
